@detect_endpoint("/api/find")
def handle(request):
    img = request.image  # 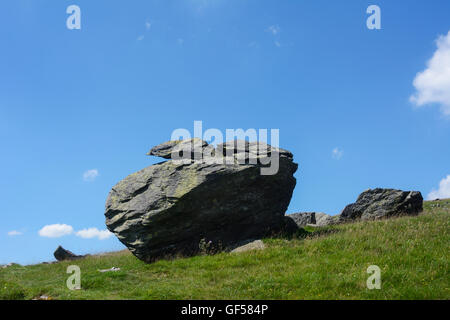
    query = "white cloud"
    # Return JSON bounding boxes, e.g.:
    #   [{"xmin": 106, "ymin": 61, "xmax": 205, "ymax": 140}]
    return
[
  {"xmin": 427, "ymin": 175, "xmax": 450, "ymax": 200},
  {"xmin": 410, "ymin": 31, "xmax": 450, "ymax": 115},
  {"xmin": 7, "ymin": 230, "xmax": 22, "ymax": 236},
  {"xmin": 137, "ymin": 35, "xmax": 145, "ymax": 41},
  {"xmin": 177, "ymin": 38, "xmax": 184, "ymax": 46},
  {"xmin": 83, "ymin": 169, "xmax": 99, "ymax": 182},
  {"xmin": 75, "ymin": 228, "xmax": 113, "ymax": 240},
  {"xmin": 332, "ymin": 147, "xmax": 344, "ymax": 160},
  {"xmin": 39, "ymin": 224, "xmax": 74, "ymax": 238},
  {"xmin": 267, "ymin": 25, "xmax": 281, "ymax": 35},
  {"xmin": 38, "ymin": 224, "xmax": 113, "ymax": 240},
  {"xmin": 274, "ymin": 41, "xmax": 281, "ymax": 48}
]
